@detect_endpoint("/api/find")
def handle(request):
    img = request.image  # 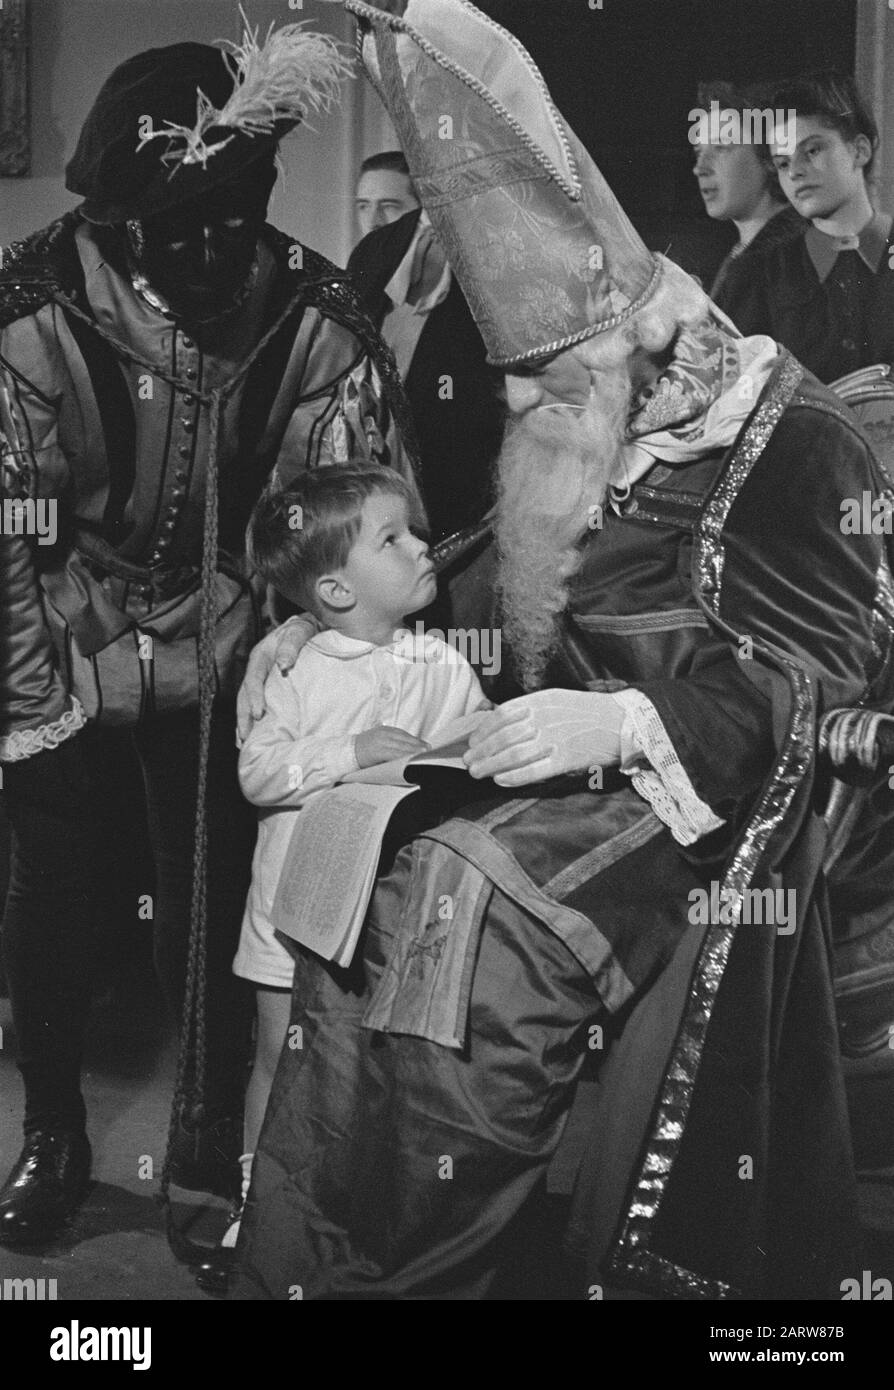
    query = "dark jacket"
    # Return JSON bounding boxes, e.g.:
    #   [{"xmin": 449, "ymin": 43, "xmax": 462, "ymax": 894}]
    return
[
  {"xmin": 348, "ymin": 210, "xmax": 504, "ymax": 541},
  {"xmin": 713, "ymin": 205, "xmax": 894, "ymax": 384}
]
